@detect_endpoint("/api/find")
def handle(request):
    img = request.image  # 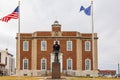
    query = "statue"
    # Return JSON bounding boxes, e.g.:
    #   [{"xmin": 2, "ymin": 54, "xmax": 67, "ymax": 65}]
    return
[{"xmin": 53, "ymin": 41, "xmax": 60, "ymax": 62}]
